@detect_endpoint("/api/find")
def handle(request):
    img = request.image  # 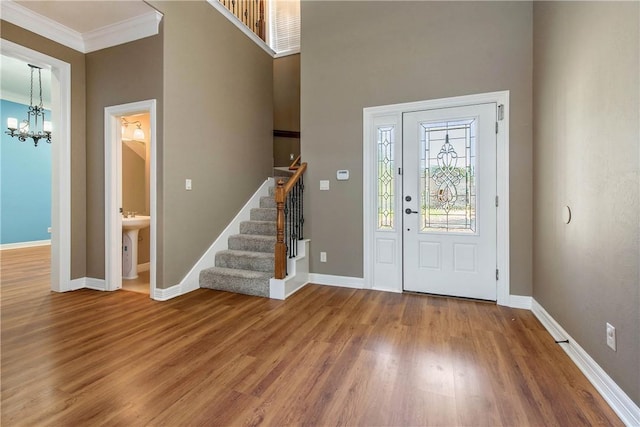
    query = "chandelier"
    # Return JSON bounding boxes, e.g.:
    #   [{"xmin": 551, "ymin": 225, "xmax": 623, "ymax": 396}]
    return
[{"xmin": 5, "ymin": 64, "xmax": 51, "ymax": 147}]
